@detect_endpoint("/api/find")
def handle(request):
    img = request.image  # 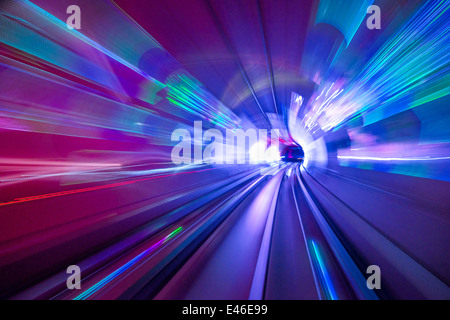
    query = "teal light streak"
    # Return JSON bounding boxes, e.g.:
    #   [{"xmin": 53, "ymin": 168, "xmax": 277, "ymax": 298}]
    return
[
  {"xmin": 73, "ymin": 227, "xmax": 182, "ymax": 300},
  {"xmin": 311, "ymin": 240, "xmax": 339, "ymax": 300}
]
